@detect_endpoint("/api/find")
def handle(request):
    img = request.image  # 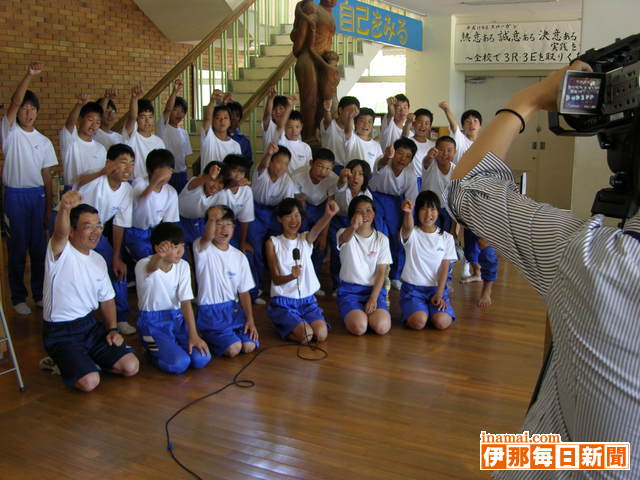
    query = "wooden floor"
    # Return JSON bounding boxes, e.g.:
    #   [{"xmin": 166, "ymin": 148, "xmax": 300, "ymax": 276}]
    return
[{"xmin": 0, "ymin": 260, "xmax": 547, "ymax": 480}]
